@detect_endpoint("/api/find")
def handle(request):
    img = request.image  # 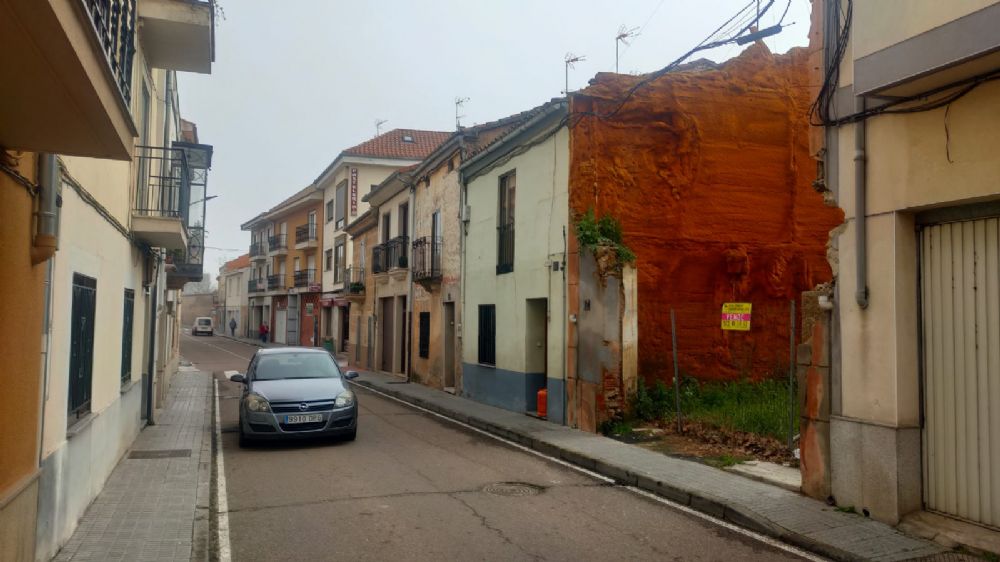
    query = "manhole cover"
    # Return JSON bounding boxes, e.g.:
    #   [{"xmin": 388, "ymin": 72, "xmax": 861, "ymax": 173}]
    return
[
  {"xmin": 482, "ymin": 482, "xmax": 543, "ymax": 497},
  {"xmin": 128, "ymin": 449, "xmax": 191, "ymax": 459}
]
